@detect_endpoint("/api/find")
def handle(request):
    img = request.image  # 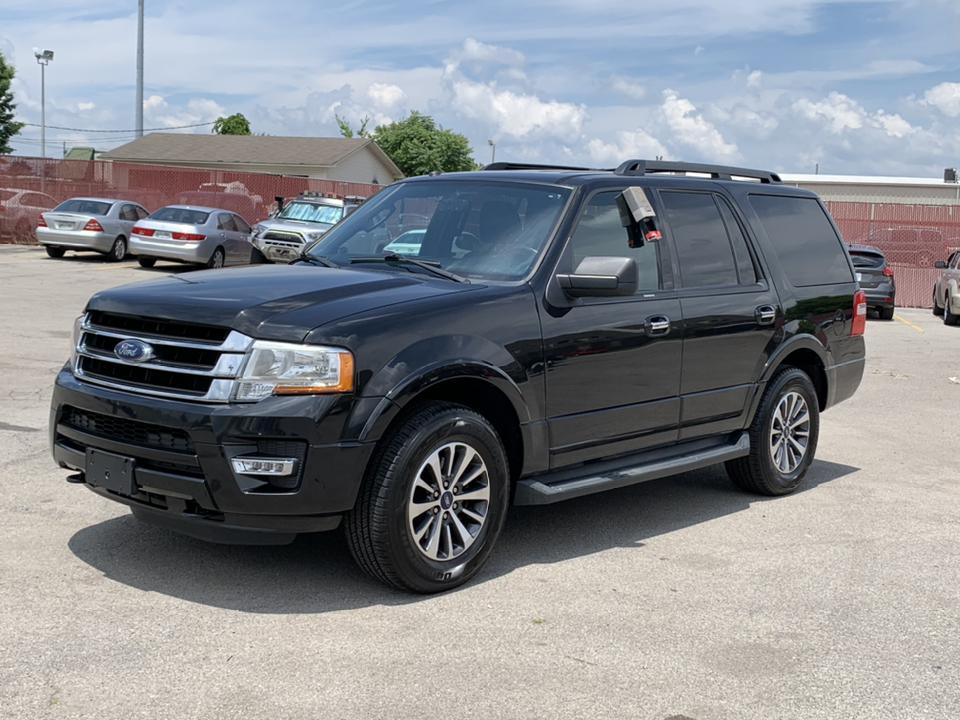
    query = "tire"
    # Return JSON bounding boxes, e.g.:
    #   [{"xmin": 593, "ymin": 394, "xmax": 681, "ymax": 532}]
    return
[
  {"xmin": 345, "ymin": 402, "xmax": 510, "ymax": 593},
  {"xmin": 250, "ymin": 247, "xmax": 269, "ymax": 264},
  {"xmin": 945, "ymin": 294, "xmax": 959, "ymax": 326},
  {"xmin": 137, "ymin": 256, "xmax": 156, "ymax": 268},
  {"xmin": 933, "ymin": 293, "xmax": 944, "ymax": 317},
  {"xmin": 726, "ymin": 367, "xmax": 820, "ymax": 496},
  {"xmin": 108, "ymin": 236, "xmax": 127, "ymax": 262},
  {"xmin": 206, "ymin": 247, "xmax": 225, "ymax": 269},
  {"xmin": 45, "ymin": 246, "xmax": 65, "ymax": 258},
  {"xmin": 879, "ymin": 306, "xmax": 894, "ymax": 321}
]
